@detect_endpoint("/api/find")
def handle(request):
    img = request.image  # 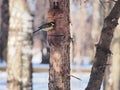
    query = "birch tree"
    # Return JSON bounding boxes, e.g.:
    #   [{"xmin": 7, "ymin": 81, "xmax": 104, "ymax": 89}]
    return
[{"xmin": 7, "ymin": 0, "xmax": 32, "ymax": 90}]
